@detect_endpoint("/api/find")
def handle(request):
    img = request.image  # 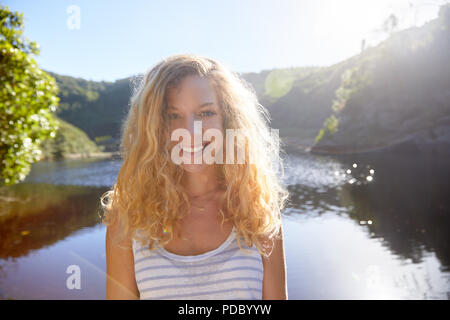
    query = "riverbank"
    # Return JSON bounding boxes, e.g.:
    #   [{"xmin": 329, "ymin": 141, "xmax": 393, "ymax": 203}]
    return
[
  {"xmin": 282, "ymin": 124, "xmax": 450, "ymax": 157},
  {"xmin": 37, "ymin": 151, "xmax": 121, "ymax": 162}
]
